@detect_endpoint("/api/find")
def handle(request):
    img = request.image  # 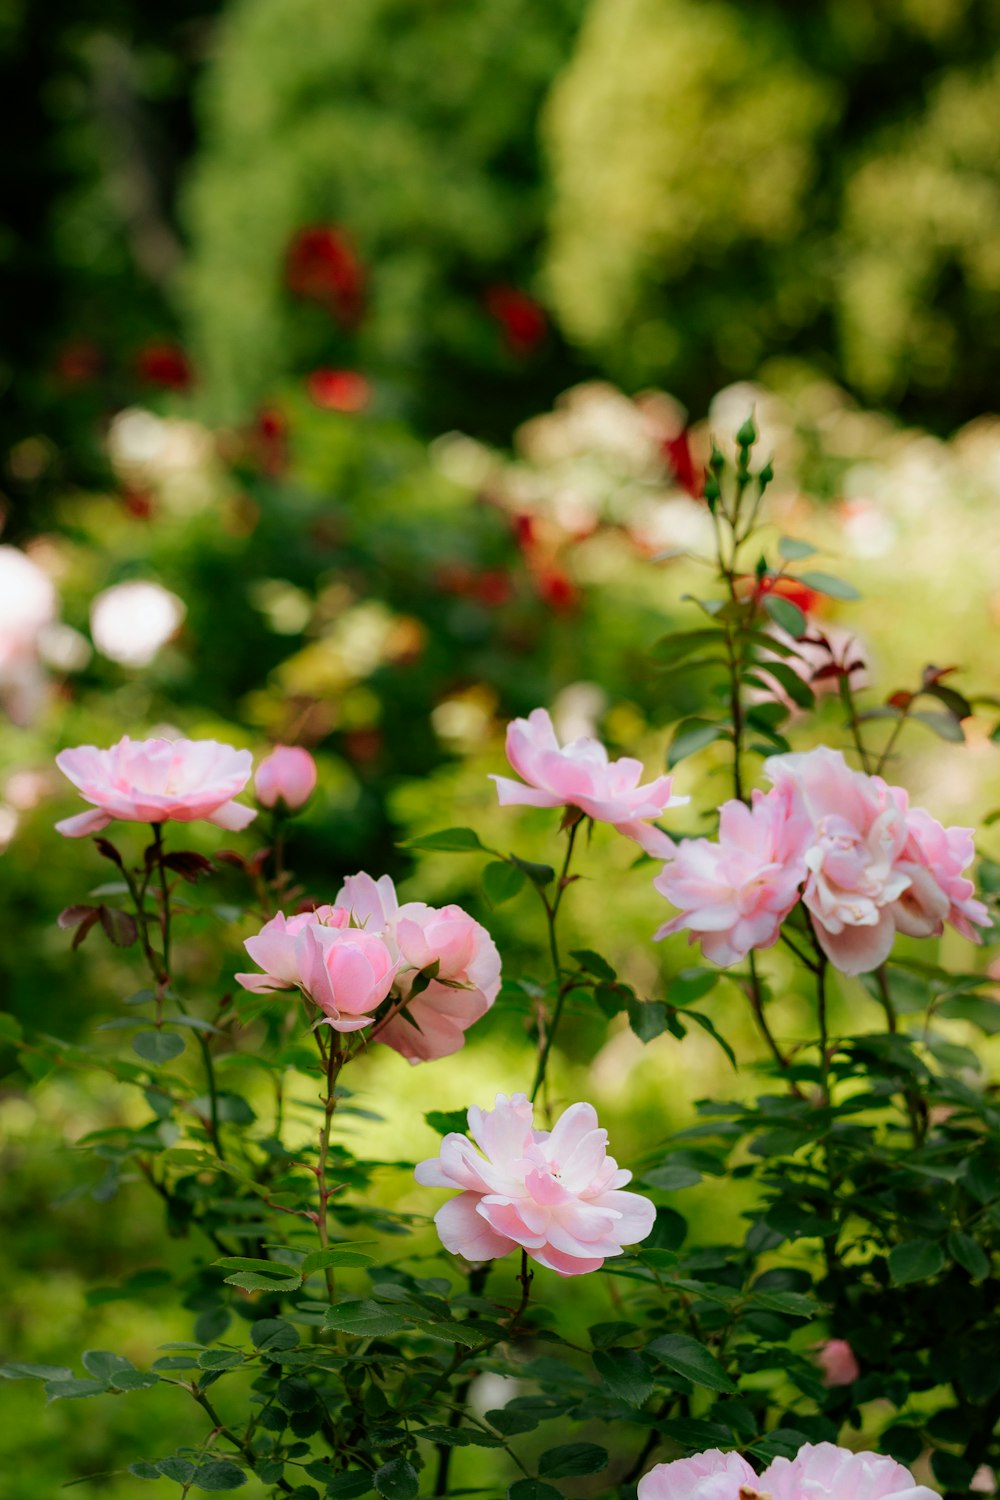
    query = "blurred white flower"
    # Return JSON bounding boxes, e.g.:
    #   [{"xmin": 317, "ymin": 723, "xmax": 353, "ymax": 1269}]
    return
[
  {"xmin": 90, "ymin": 580, "xmax": 186, "ymax": 667},
  {"xmin": 0, "ymin": 546, "xmax": 57, "ymax": 673},
  {"xmin": 0, "ymin": 804, "xmax": 18, "ymax": 852}
]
